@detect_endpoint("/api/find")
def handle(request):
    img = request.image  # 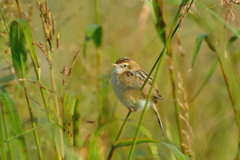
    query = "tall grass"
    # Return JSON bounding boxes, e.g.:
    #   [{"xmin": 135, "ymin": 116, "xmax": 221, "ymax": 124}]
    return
[{"xmin": 0, "ymin": 0, "xmax": 239, "ymax": 160}]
